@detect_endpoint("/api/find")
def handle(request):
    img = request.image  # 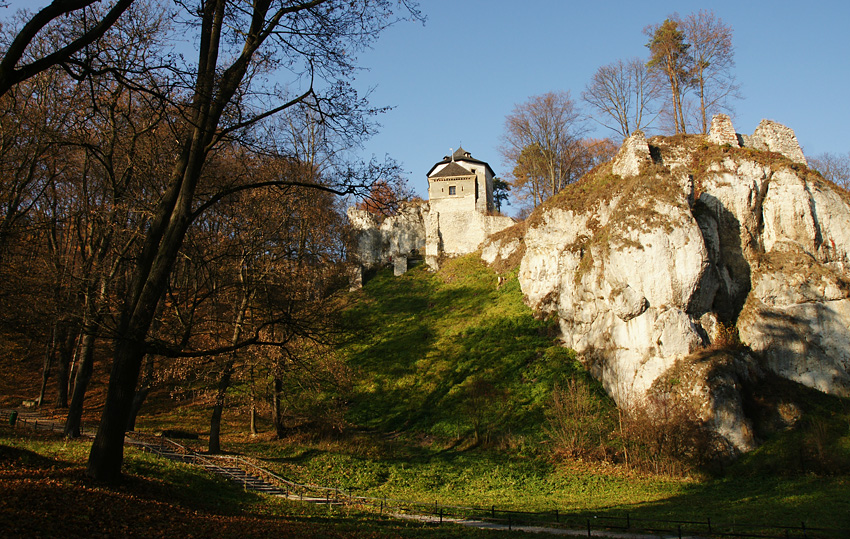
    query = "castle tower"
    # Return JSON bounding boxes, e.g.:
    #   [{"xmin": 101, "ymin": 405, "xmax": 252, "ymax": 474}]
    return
[
  {"xmin": 426, "ymin": 147, "xmax": 495, "ymax": 214},
  {"xmin": 425, "ymin": 148, "xmax": 508, "ymax": 268}
]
